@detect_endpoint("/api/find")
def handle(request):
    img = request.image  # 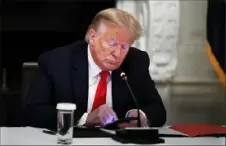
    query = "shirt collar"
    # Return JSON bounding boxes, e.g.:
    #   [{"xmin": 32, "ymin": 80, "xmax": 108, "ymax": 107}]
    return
[{"xmin": 88, "ymin": 44, "xmax": 102, "ymax": 78}]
